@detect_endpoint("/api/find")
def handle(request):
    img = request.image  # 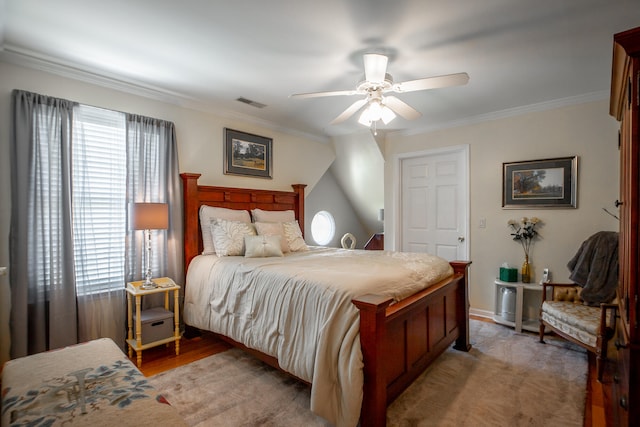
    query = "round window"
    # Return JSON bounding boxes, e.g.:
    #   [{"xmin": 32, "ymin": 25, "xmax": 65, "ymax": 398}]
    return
[{"xmin": 311, "ymin": 210, "xmax": 335, "ymax": 246}]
